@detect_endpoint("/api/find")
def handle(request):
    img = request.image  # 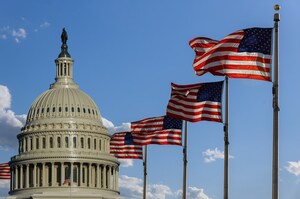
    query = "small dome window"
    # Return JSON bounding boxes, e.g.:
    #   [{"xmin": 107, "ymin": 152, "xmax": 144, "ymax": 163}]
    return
[
  {"xmin": 59, "ymin": 107, "xmax": 62, "ymax": 112},
  {"xmin": 77, "ymin": 107, "xmax": 80, "ymax": 112},
  {"xmin": 53, "ymin": 107, "xmax": 56, "ymax": 112},
  {"xmin": 42, "ymin": 137, "xmax": 46, "ymax": 149},
  {"xmin": 88, "ymin": 109, "xmax": 91, "ymax": 114},
  {"xmin": 73, "ymin": 137, "xmax": 77, "ymax": 148},
  {"xmin": 47, "ymin": 107, "xmax": 50, "ymax": 113},
  {"xmin": 57, "ymin": 137, "xmax": 61, "ymax": 148},
  {"xmin": 71, "ymin": 107, "xmax": 74, "ymax": 112},
  {"xmin": 83, "ymin": 108, "xmax": 86, "ymax": 113},
  {"xmin": 80, "ymin": 137, "xmax": 84, "ymax": 148},
  {"xmin": 37, "ymin": 109, "xmax": 39, "ymax": 114},
  {"xmin": 65, "ymin": 137, "xmax": 69, "ymax": 148},
  {"xmin": 41, "ymin": 108, "xmax": 44, "ymax": 114},
  {"xmin": 65, "ymin": 107, "xmax": 68, "ymax": 112},
  {"xmin": 87, "ymin": 138, "xmax": 91, "ymax": 149},
  {"xmin": 49, "ymin": 137, "xmax": 53, "ymax": 148}
]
